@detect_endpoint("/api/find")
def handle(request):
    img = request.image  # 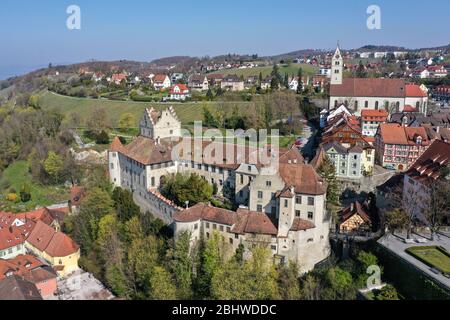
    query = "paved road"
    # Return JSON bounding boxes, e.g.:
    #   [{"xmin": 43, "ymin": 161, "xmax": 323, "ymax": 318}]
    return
[{"xmin": 378, "ymin": 233, "xmax": 450, "ymax": 290}]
